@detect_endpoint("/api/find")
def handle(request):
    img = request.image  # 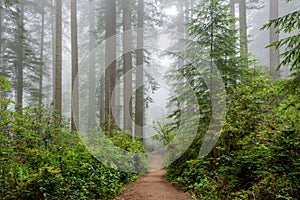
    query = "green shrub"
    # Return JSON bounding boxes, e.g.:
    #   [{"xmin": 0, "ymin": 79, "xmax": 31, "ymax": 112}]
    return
[
  {"xmin": 166, "ymin": 77, "xmax": 300, "ymax": 199},
  {"xmin": 0, "ymin": 77, "xmax": 147, "ymax": 200}
]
